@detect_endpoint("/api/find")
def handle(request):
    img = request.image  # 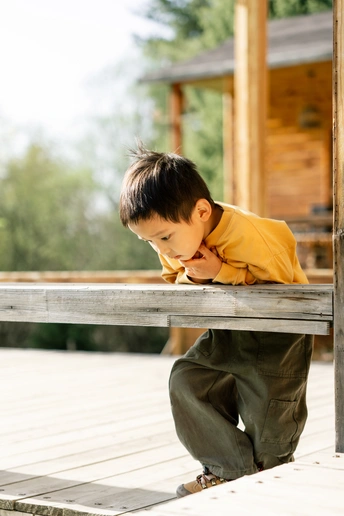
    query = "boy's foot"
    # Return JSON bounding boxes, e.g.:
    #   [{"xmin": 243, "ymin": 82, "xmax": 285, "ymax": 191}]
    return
[{"xmin": 176, "ymin": 470, "xmax": 228, "ymax": 498}]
